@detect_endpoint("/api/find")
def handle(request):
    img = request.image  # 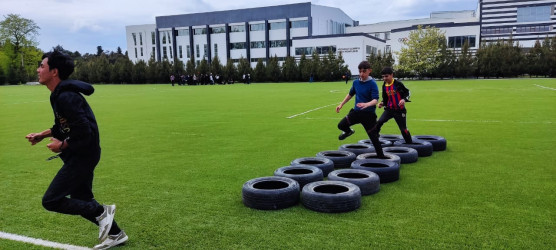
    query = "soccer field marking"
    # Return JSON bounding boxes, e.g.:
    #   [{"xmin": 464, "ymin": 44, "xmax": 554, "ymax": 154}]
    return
[
  {"xmin": 299, "ymin": 117, "xmax": 553, "ymax": 124},
  {"xmin": 534, "ymin": 84, "xmax": 556, "ymax": 91},
  {"xmin": 0, "ymin": 231, "xmax": 91, "ymax": 250},
  {"xmin": 286, "ymin": 103, "xmax": 338, "ymax": 119}
]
